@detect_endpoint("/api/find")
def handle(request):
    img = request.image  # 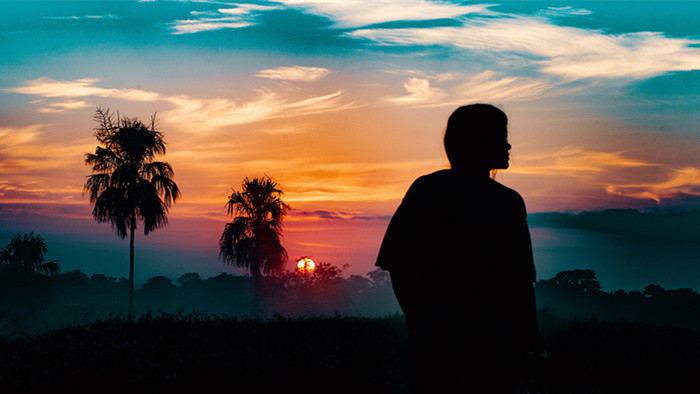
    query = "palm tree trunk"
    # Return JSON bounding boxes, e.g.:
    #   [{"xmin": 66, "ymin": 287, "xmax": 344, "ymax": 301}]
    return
[
  {"xmin": 129, "ymin": 220, "xmax": 135, "ymax": 317},
  {"xmin": 253, "ymin": 274, "xmax": 259, "ymax": 319}
]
